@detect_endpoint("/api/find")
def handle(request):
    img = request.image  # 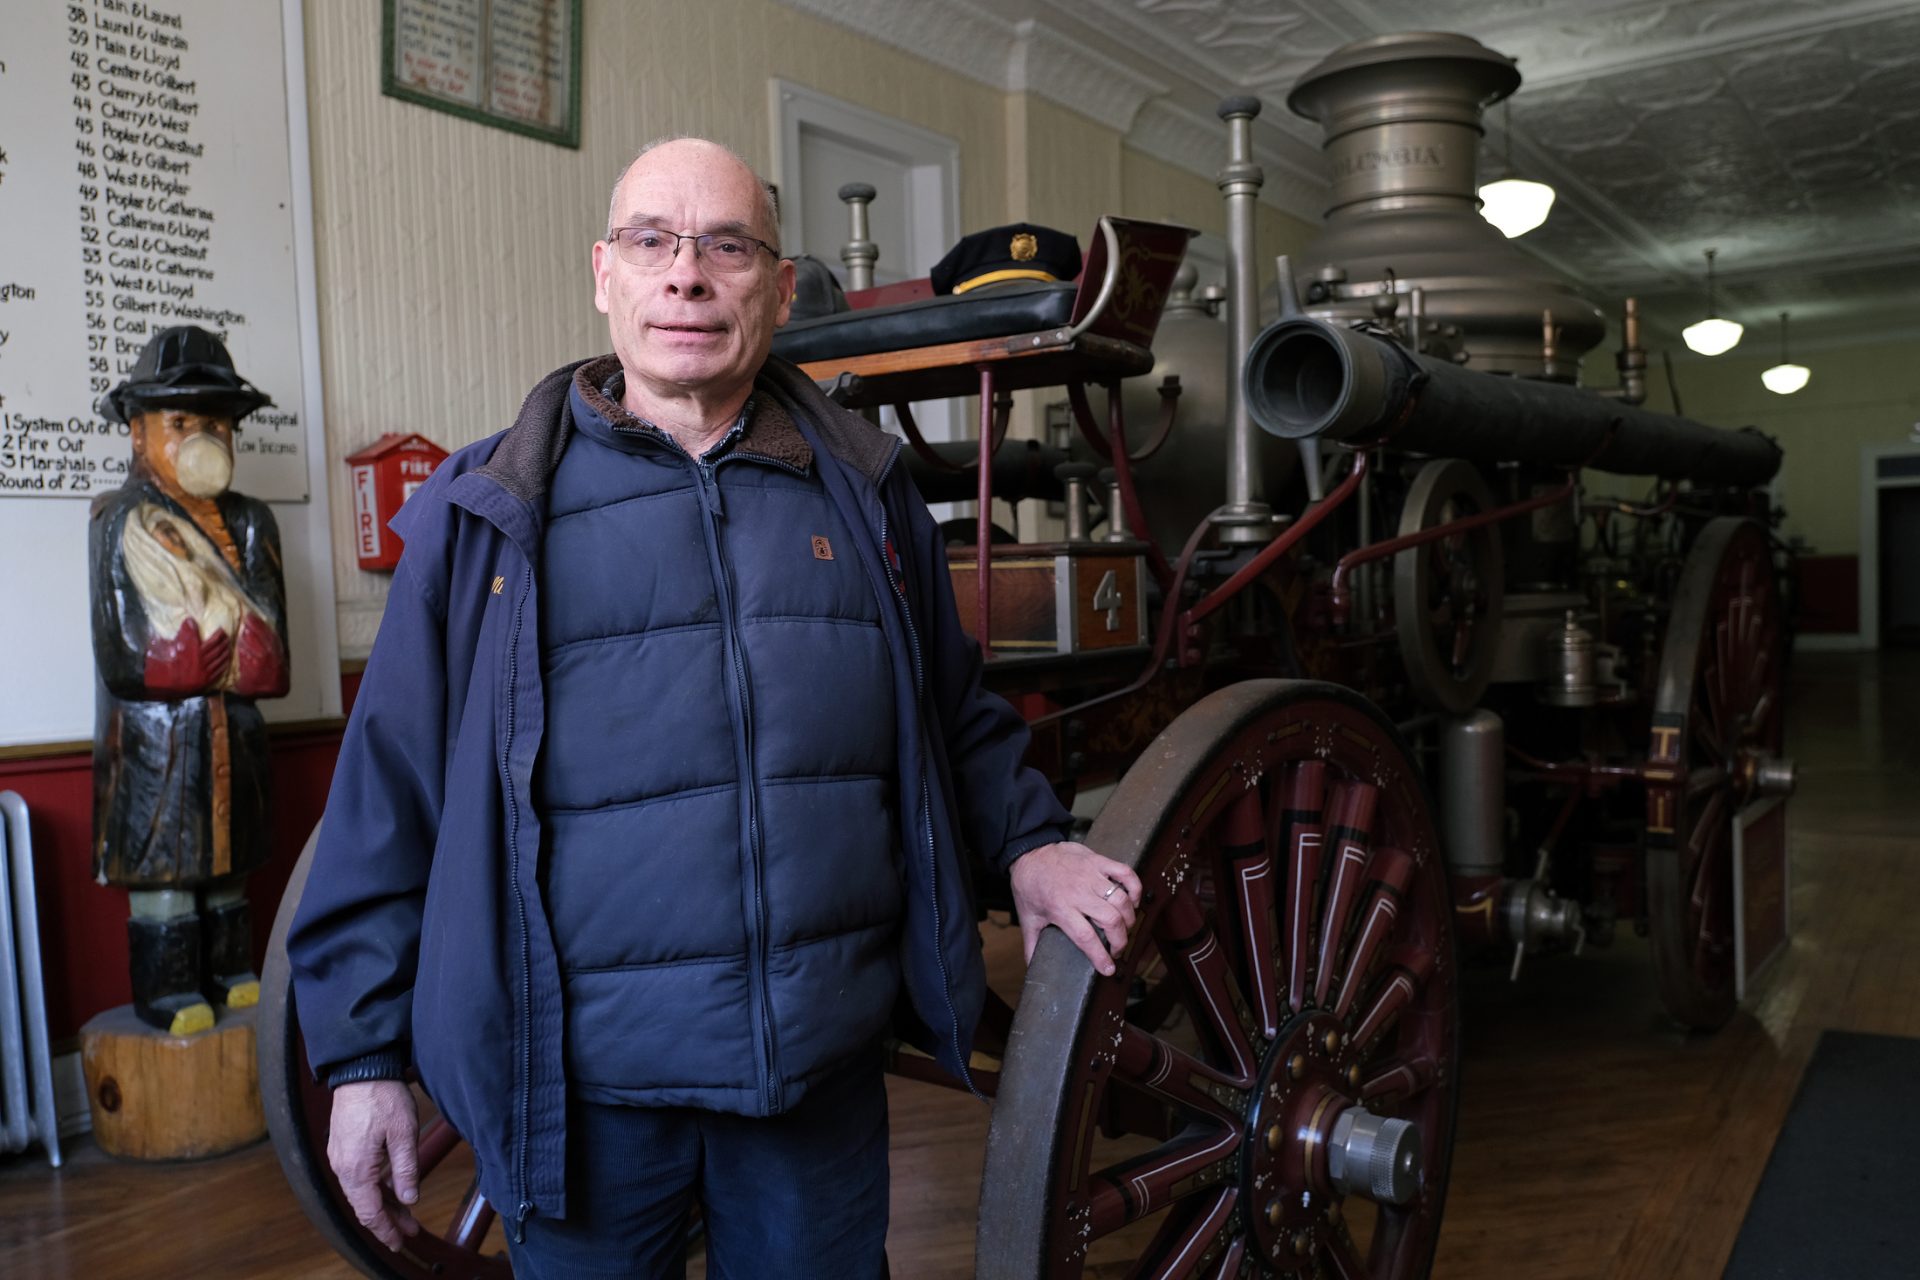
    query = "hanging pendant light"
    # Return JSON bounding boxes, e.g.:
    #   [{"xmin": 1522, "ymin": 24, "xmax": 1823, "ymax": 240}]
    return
[
  {"xmin": 1681, "ymin": 248, "xmax": 1743, "ymax": 355},
  {"xmin": 1478, "ymin": 100, "xmax": 1556, "ymax": 239},
  {"xmin": 1761, "ymin": 311, "xmax": 1810, "ymax": 394}
]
